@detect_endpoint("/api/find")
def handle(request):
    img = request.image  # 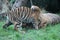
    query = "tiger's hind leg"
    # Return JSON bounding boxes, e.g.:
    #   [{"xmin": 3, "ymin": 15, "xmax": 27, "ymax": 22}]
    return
[{"xmin": 3, "ymin": 21, "xmax": 12, "ymax": 29}]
